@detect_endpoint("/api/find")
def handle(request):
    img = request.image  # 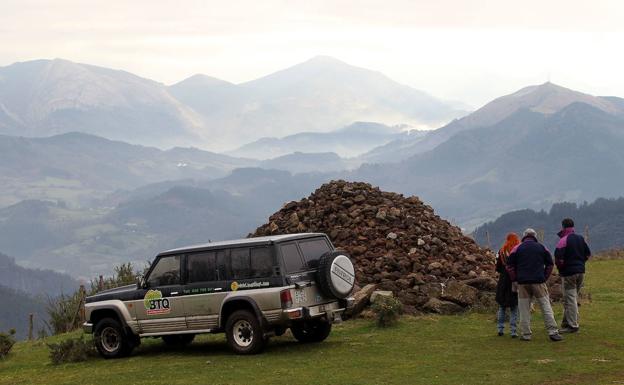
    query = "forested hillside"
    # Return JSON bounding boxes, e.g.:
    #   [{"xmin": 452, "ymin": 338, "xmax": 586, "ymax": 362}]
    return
[
  {"xmin": 0, "ymin": 285, "xmax": 48, "ymax": 340},
  {"xmin": 473, "ymin": 197, "xmax": 624, "ymax": 252}
]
